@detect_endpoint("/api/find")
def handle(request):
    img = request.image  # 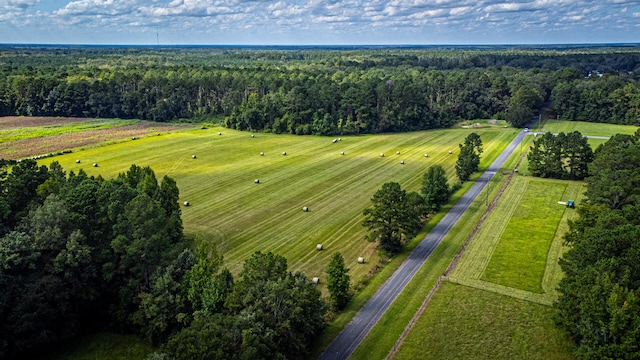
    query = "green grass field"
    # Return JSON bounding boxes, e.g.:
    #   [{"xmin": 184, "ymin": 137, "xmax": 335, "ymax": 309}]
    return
[
  {"xmin": 392, "ymin": 282, "xmax": 575, "ymax": 360},
  {"xmin": 44, "ymin": 126, "xmax": 516, "ymax": 287},
  {"xmin": 542, "ymin": 119, "xmax": 638, "ymax": 137},
  {"xmin": 481, "ymin": 178, "xmax": 573, "ymax": 292}
]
